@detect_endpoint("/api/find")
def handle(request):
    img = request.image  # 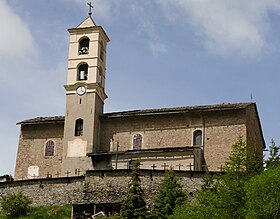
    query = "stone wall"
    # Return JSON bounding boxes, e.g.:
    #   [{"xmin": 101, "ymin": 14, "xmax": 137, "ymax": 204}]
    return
[
  {"xmin": 14, "ymin": 122, "xmax": 64, "ymax": 180},
  {"xmin": 0, "ymin": 176, "xmax": 84, "ymax": 207},
  {"xmin": 80, "ymin": 170, "xmax": 205, "ymax": 207},
  {"xmin": 0, "ymin": 170, "xmax": 207, "ymax": 208},
  {"xmin": 100, "ymin": 110, "xmax": 247, "ymax": 171}
]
